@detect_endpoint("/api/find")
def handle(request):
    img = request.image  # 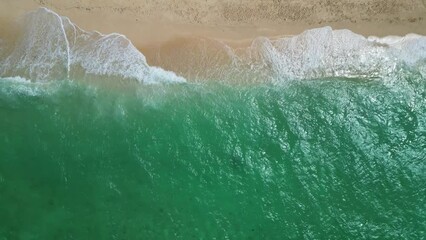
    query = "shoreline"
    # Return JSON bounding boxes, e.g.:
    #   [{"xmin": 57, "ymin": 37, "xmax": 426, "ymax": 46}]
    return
[
  {"xmin": 1, "ymin": 1, "xmax": 426, "ymax": 51},
  {"xmin": 1, "ymin": 1, "xmax": 425, "ymax": 82}
]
